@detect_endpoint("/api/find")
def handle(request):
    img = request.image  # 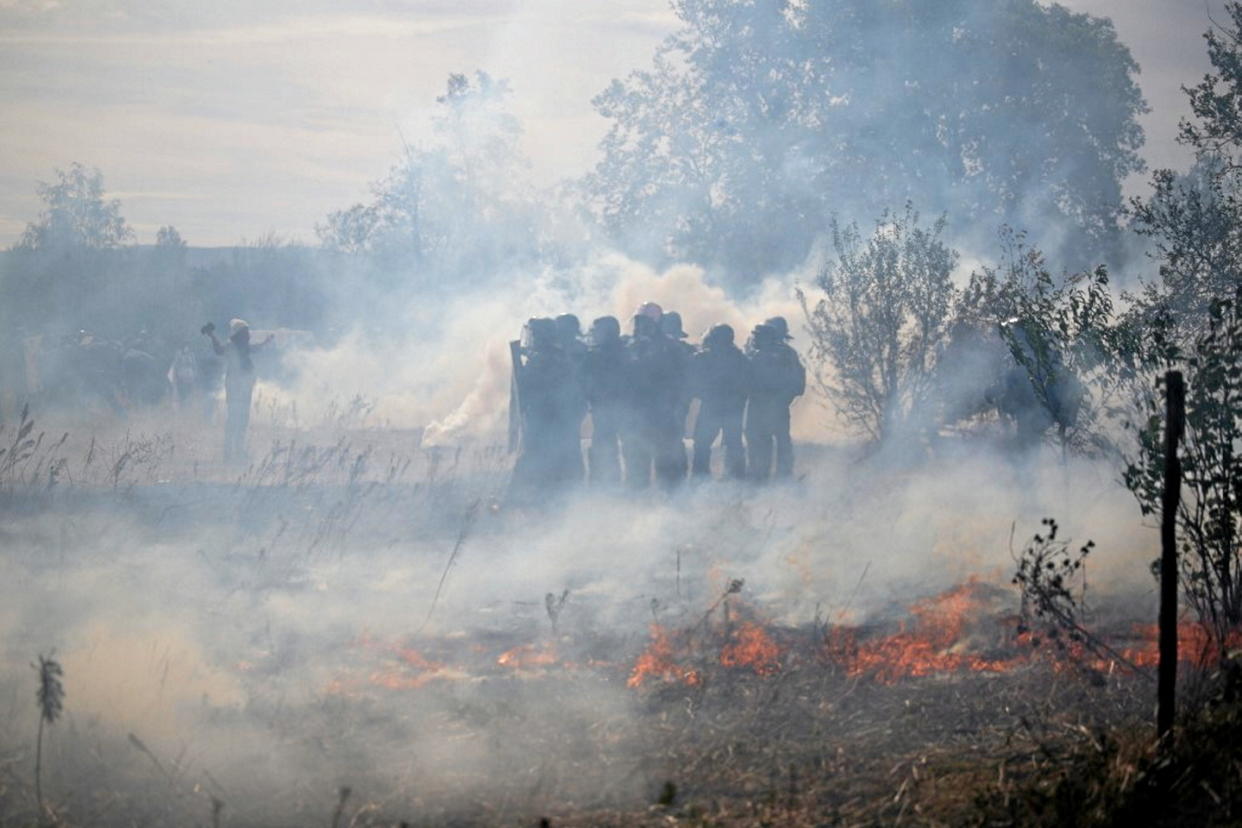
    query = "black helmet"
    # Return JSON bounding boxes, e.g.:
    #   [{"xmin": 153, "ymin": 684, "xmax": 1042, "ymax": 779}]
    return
[
  {"xmin": 555, "ymin": 313, "xmax": 582, "ymax": 338},
  {"xmin": 525, "ymin": 317, "xmax": 558, "ymax": 349},
  {"xmin": 751, "ymin": 323, "xmax": 777, "ymax": 346},
  {"xmin": 660, "ymin": 310, "xmax": 688, "ymax": 339},
  {"xmin": 763, "ymin": 316, "xmax": 792, "ymax": 340},
  {"xmin": 632, "ymin": 313, "xmax": 658, "ymax": 339},
  {"xmin": 590, "ymin": 315, "xmax": 621, "ymax": 345},
  {"xmin": 704, "ymin": 323, "xmax": 734, "ymax": 347}
]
